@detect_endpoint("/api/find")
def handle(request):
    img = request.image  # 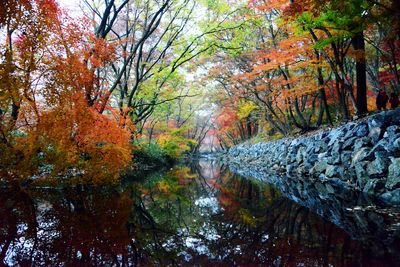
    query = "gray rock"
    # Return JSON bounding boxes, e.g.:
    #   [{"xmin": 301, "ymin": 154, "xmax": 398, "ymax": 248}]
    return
[
  {"xmin": 325, "ymin": 165, "xmax": 344, "ymax": 178},
  {"xmin": 368, "ymin": 116, "xmax": 384, "ymax": 129},
  {"xmin": 354, "ymin": 137, "xmax": 372, "ymax": 151},
  {"xmin": 355, "ymin": 123, "xmax": 369, "ymax": 137},
  {"xmin": 343, "ymin": 136, "xmax": 357, "ymax": 150},
  {"xmin": 368, "ymin": 127, "xmax": 381, "ymax": 144},
  {"xmin": 297, "ymin": 162, "xmax": 313, "ymax": 175},
  {"xmin": 385, "ymin": 157, "xmax": 400, "ymax": 189},
  {"xmin": 305, "ymin": 153, "xmax": 318, "ymax": 165},
  {"xmin": 379, "ymin": 189, "xmax": 400, "ymax": 205},
  {"xmin": 329, "ymin": 177, "xmax": 350, "ymax": 188},
  {"xmin": 352, "ymin": 147, "xmax": 370, "ymax": 165},
  {"xmin": 286, "ymin": 146, "xmax": 299, "ymax": 163},
  {"xmin": 367, "ymin": 153, "xmax": 389, "ymax": 176},
  {"xmin": 394, "ymin": 138, "xmax": 400, "ymax": 149},
  {"xmin": 314, "ymin": 182, "xmax": 329, "ymax": 199},
  {"xmin": 328, "ymin": 129, "xmax": 343, "ymax": 146},
  {"xmin": 384, "ymin": 125, "xmax": 400, "ymax": 137},
  {"xmin": 355, "ymin": 162, "xmax": 369, "ymax": 189},
  {"xmin": 382, "ymin": 134, "xmax": 400, "ymax": 153},
  {"xmin": 296, "ymin": 146, "xmax": 306, "ymax": 164},
  {"xmin": 286, "ymin": 164, "xmax": 296, "ymax": 174},
  {"xmin": 225, "ymin": 110, "xmax": 400, "ymax": 206},
  {"xmin": 318, "ymin": 173, "xmax": 328, "ymax": 181},
  {"xmin": 363, "ymin": 179, "xmax": 385, "ymax": 194},
  {"xmin": 311, "ymin": 160, "xmax": 328, "ymax": 175},
  {"xmin": 313, "ymin": 141, "xmax": 327, "ymax": 153},
  {"xmin": 340, "ymin": 151, "xmax": 353, "ymax": 167},
  {"xmin": 330, "ymin": 141, "xmax": 342, "ymax": 164},
  {"xmin": 271, "ymin": 164, "xmax": 280, "ymax": 171},
  {"xmin": 369, "ymin": 139, "xmax": 390, "ymax": 155},
  {"xmin": 325, "ymin": 183, "xmax": 335, "ymax": 194},
  {"xmin": 343, "ymin": 124, "xmax": 355, "ymax": 139},
  {"xmin": 344, "ymin": 167, "xmax": 357, "ymax": 180},
  {"xmin": 318, "ymin": 152, "xmax": 327, "ymax": 159},
  {"xmin": 385, "ymin": 108, "xmax": 400, "ymax": 122}
]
